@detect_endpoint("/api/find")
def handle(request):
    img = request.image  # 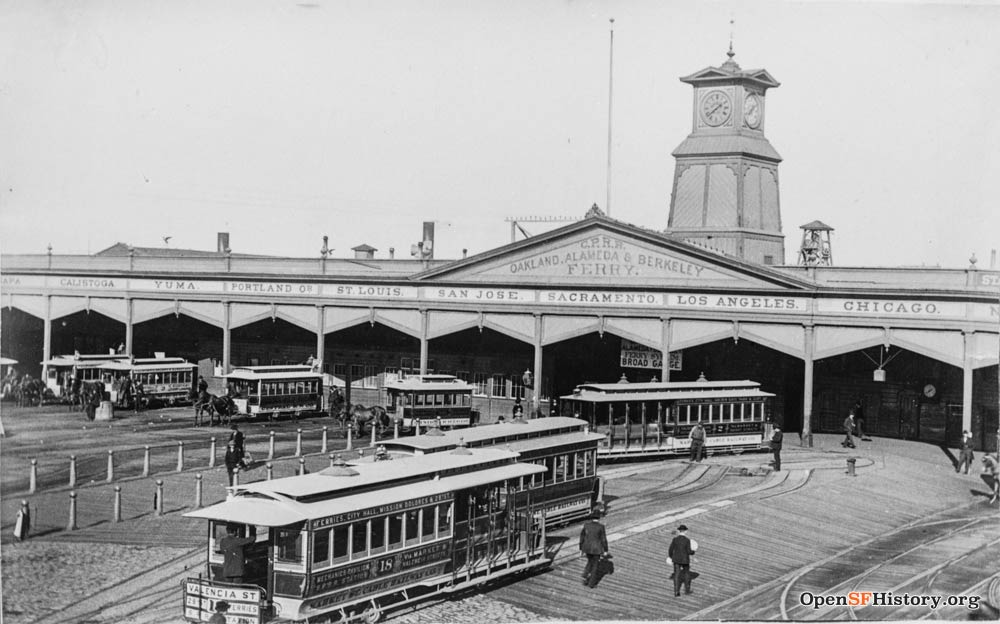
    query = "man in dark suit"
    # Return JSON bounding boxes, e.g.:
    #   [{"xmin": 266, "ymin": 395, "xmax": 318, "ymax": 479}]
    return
[
  {"xmin": 668, "ymin": 524, "xmax": 696, "ymax": 596},
  {"xmin": 578, "ymin": 509, "xmax": 609, "ymax": 588},
  {"xmin": 770, "ymin": 425, "xmax": 783, "ymax": 471},
  {"xmin": 219, "ymin": 524, "xmax": 255, "ymax": 584}
]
